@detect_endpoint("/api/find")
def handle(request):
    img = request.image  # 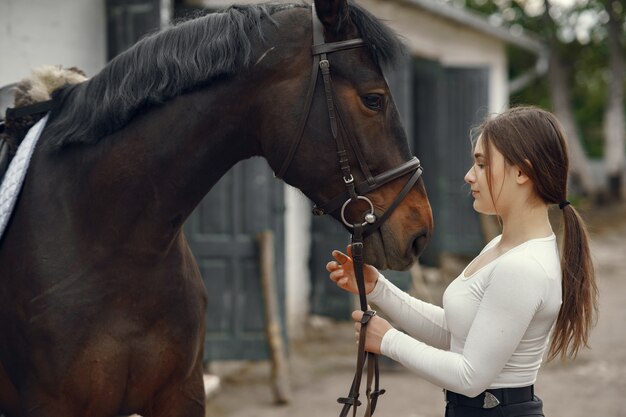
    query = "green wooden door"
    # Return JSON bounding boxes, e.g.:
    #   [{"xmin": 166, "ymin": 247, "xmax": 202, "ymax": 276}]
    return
[
  {"xmin": 184, "ymin": 158, "xmax": 286, "ymax": 361},
  {"xmin": 413, "ymin": 58, "xmax": 489, "ymax": 265},
  {"xmin": 107, "ymin": 0, "xmax": 287, "ymax": 363}
]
